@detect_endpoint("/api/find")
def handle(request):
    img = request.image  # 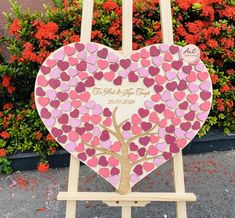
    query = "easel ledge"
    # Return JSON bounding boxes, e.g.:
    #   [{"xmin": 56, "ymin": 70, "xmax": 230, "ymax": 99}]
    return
[{"xmin": 58, "ymin": 191, "xmax": 196, "ymax": 203}]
